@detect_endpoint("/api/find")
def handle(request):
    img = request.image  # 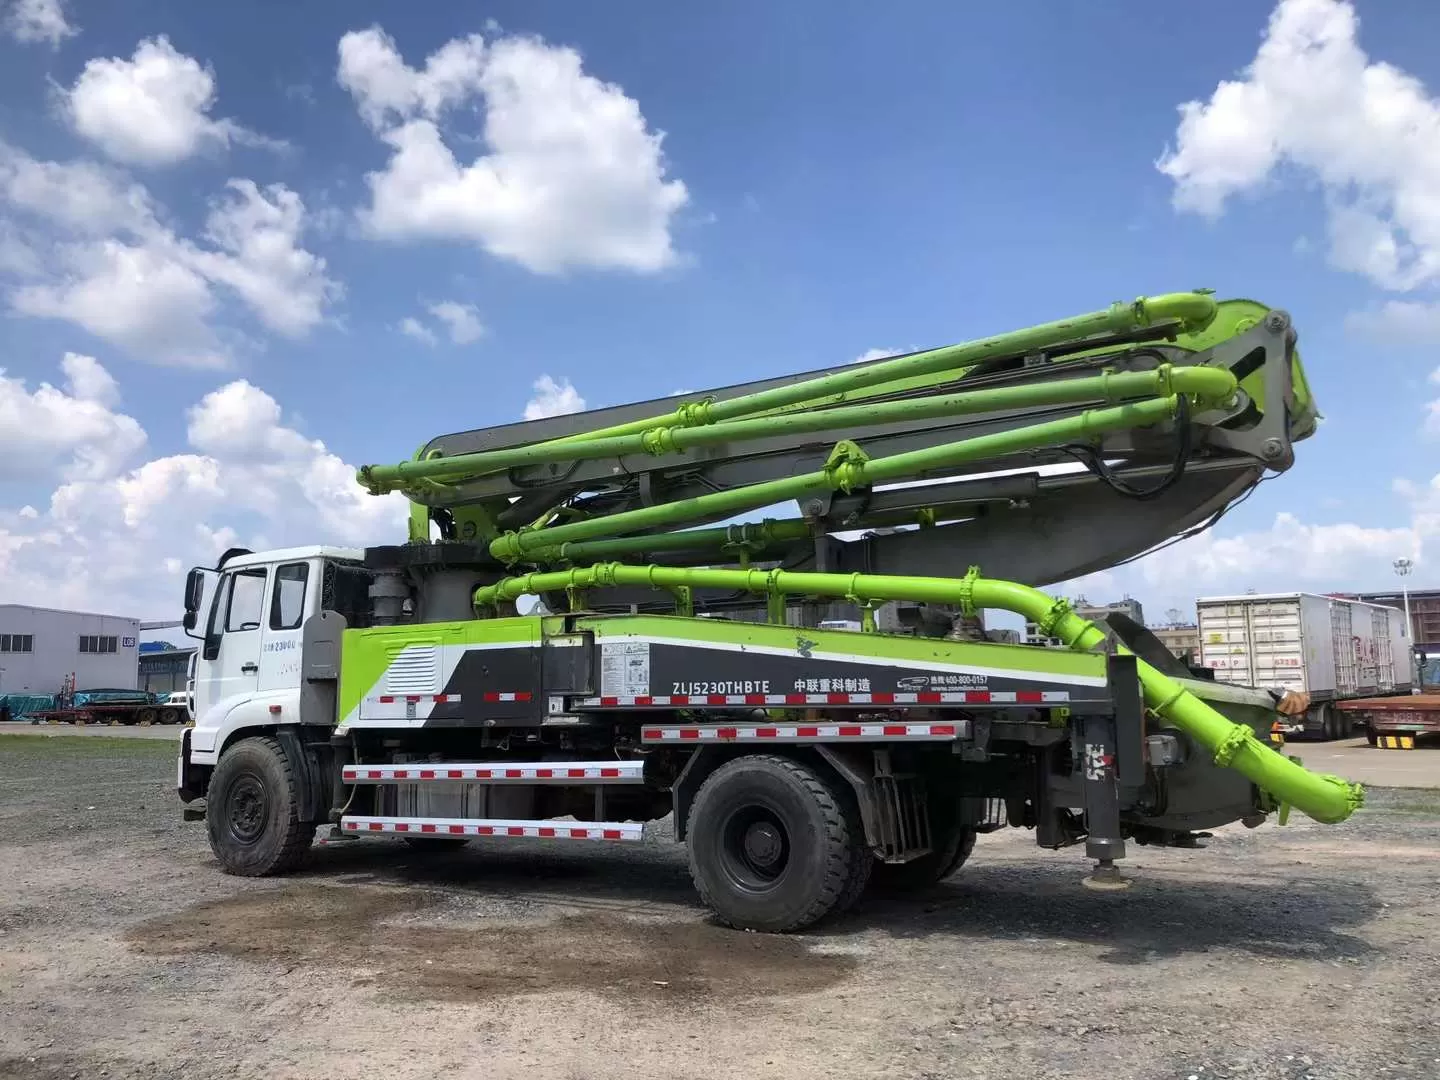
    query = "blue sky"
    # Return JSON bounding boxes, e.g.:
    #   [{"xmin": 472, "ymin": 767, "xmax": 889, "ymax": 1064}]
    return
[{"xmin": 1, "ymin": 0, "xmax": 1438, "ymax": 621}]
